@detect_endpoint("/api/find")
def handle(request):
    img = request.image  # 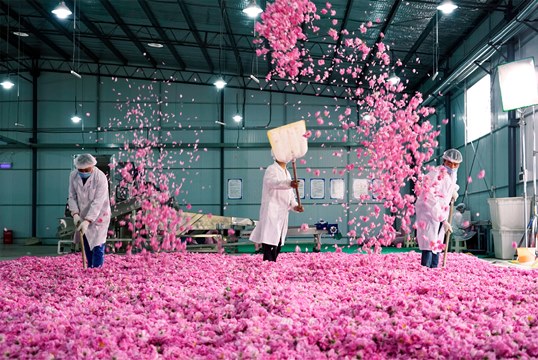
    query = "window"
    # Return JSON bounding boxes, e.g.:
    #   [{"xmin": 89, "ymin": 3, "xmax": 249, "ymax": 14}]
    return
[{"xmin": 465, "ymin": 74, "xmax": 491, "ymax": 142}]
